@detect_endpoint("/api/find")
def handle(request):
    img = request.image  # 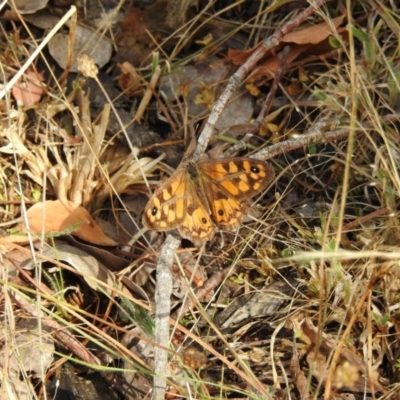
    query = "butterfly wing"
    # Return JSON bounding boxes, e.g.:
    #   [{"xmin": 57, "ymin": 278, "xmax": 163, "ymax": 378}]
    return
[
  {"xmin": 142, "ymin": 165, "xmax": 215, "ymax": 242},
  {"xmin": 198, "ymin": 158, "xmax": 275, "ymax": 229},
  {"xmin": 177, "ymin": 192, "xmax": 215, "ymax": 242}
]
